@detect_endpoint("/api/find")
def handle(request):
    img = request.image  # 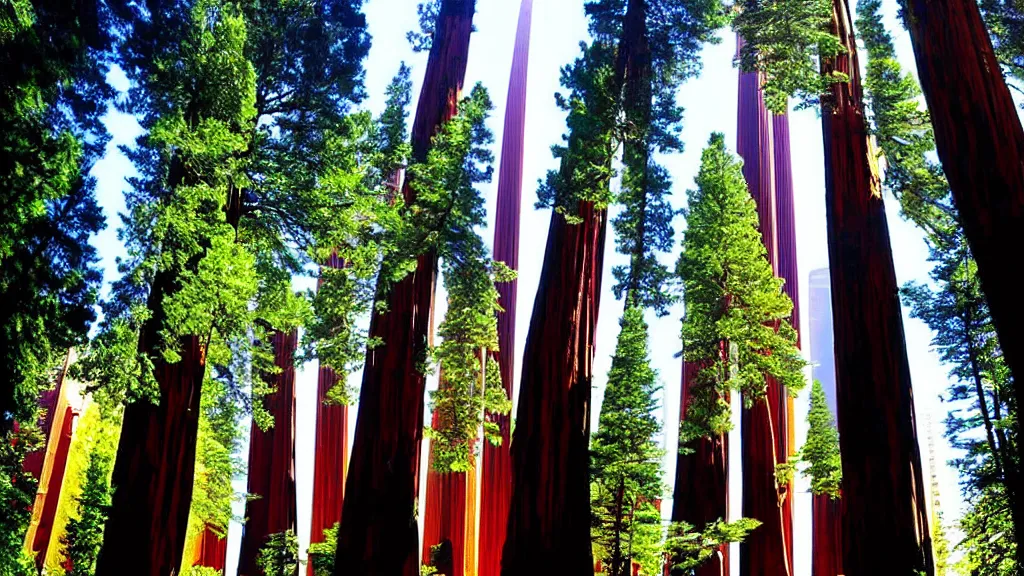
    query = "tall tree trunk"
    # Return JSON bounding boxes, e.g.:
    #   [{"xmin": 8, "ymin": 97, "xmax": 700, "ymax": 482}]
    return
[
  {"xmin": 95, "ymin": 328, "xmax": 206, "ymax": 576},
  {"xmin": 502, "ymin": 1, "xmax": 649, "ymax": 572},
  {"xmin": 479, "ymin": 3, "xmax": 532, "ymax": 574},
  {"xmin": 821, "ymin": 2, "xmax": 933, "ymax": 573},
  {"xmin": 900, "ymin": 0, "xmax": 1024, "ymax": 548},
  {"xmin": 772, "ymin": 111, "xmax": 799, "ymax": 570},
  {"xmin": 500, "ymin": 198, "xmax": 606, "ymax": 576},
  {"xmin": 736, "ymin": 42, "xmax": 792, "ymax": 576},
  {"xmin": 422, "ymin": 404, "xmax": 472, "ymax": 576},
  {"xmin": 238, "ymin": 329, "xmax": 299, "ymax": 576},
  {"xmin": 672, "ymin": 360, "xmax": 729, "ymax": 576},
  {"xmin": 334, "ymin": 2, "xmax": 474, "ymax": 574},
  {"xmin": 307, "ymin": 253, "xmax": 350, "ymax": 576}
]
